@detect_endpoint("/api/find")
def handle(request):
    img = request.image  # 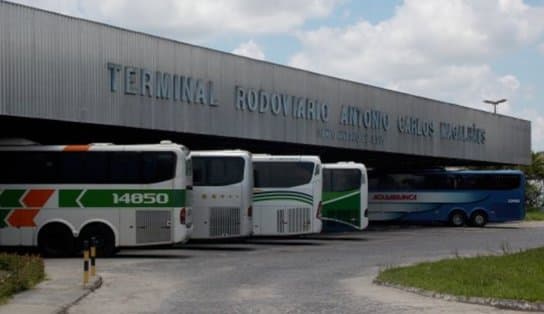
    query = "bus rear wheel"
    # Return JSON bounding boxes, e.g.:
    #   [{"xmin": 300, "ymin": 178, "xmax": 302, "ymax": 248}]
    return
[
  {"xmin": 78, "ymin": 223, "xmax": 116, "ymax": 257},
  {"xmin": 38, "ymin": 223, "xmax": 75, "ymax": 257},
  {"xmin": 470, "ymin": 211, "xmax": 487, "ymax": 227},
  {"xmin": 449, "ymin": 211, "xmax": 466, "ymax": 227}
]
